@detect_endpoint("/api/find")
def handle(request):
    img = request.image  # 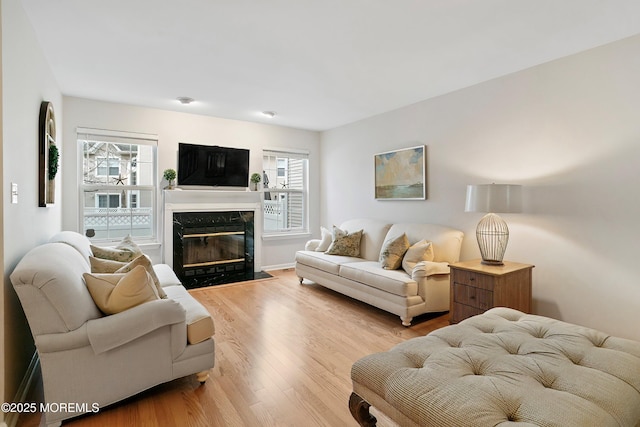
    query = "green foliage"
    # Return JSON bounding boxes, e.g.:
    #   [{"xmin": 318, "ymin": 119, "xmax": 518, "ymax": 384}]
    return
[
  {"xmin": 48, "ymin": 144, "xmax": 59, "ymax": 180},
  {"xmin": 250, "ymin": 173, "xmax": 262, "ymax": 183},
  {"xmin": 163, "ymin": 168, "xmax": 177, "ymax": 182}
]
